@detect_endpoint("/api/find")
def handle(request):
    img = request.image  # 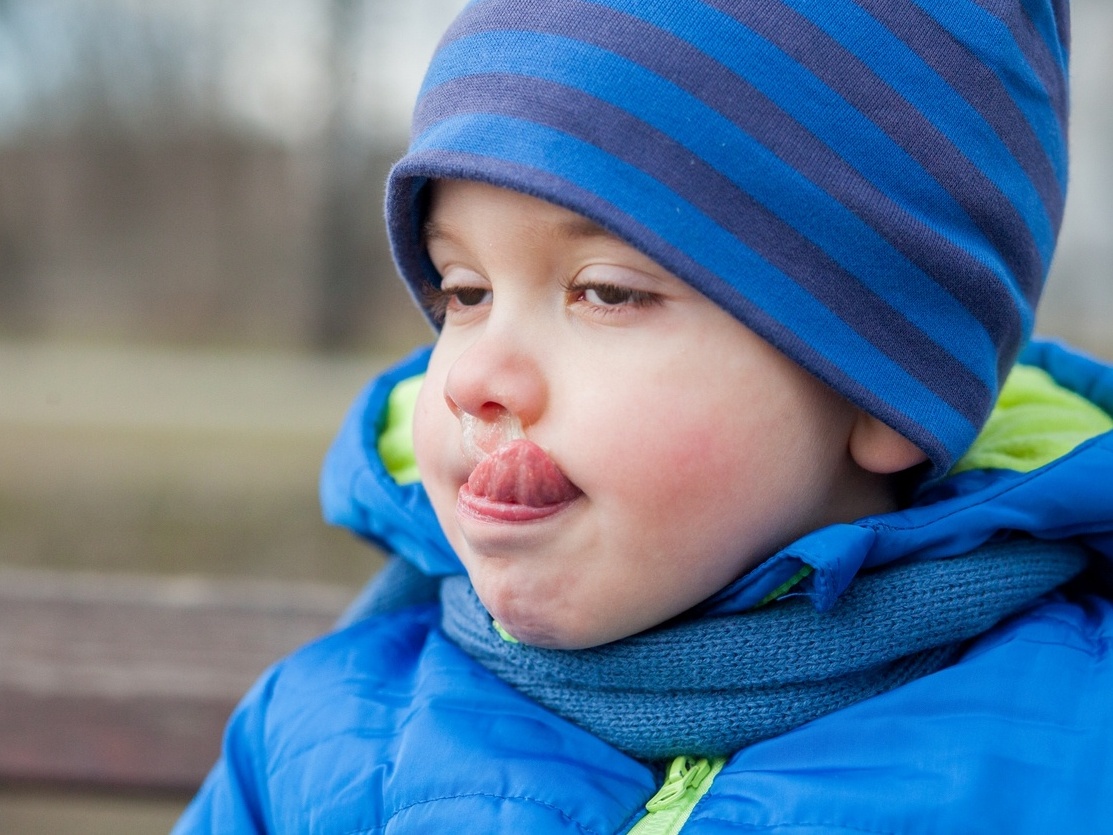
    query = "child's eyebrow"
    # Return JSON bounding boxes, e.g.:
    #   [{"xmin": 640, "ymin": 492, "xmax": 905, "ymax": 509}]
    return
[
  {"xmin": 422, "ymin": 219, "xmax": 456, "ymax": 246},
  {"xmin": 550, "ymin": 216, "xmax": 616, "ymax": 242}
]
